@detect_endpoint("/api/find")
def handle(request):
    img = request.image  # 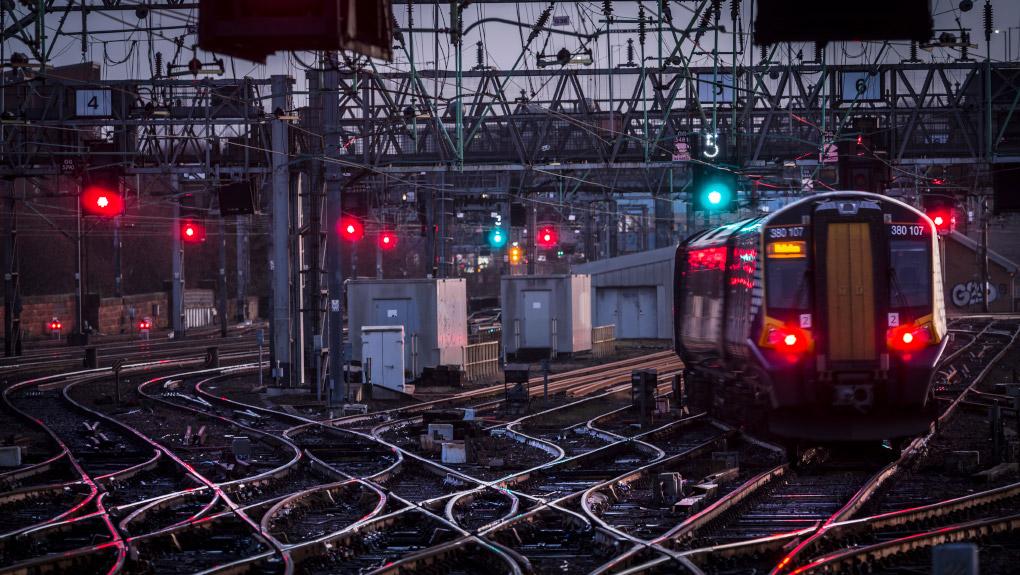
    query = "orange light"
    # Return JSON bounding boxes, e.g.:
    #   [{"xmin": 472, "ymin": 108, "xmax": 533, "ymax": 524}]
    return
[{"xmin": 767, "ymin": 241, "xmax": 806, "ymax": 259}]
